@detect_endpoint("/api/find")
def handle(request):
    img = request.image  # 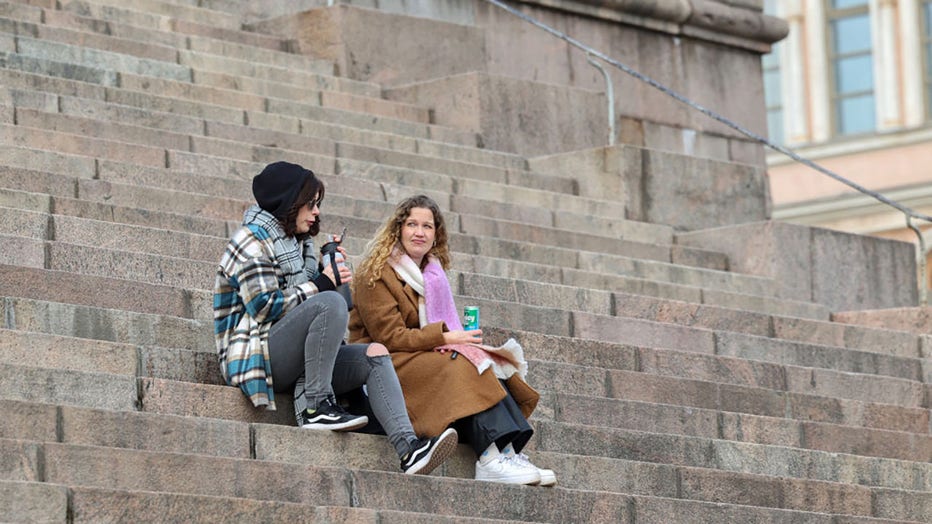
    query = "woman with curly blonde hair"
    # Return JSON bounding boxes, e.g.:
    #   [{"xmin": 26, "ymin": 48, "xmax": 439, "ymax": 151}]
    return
[
  {"xmin": 349, "ymin": 195, "xmax": 556, "ymax": 486},
  {"xmin": 355, "ymin": 195, "xmax": 451, "ymax": 290}
]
